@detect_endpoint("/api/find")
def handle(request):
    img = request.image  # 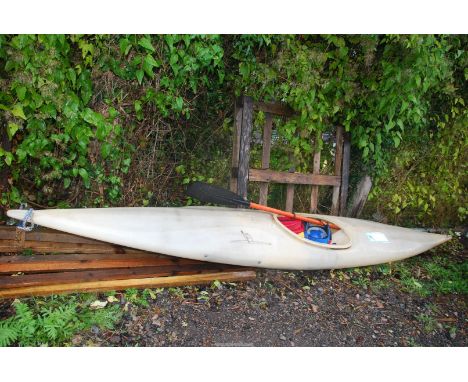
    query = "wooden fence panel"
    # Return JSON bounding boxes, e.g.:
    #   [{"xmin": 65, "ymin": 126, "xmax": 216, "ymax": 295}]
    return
[{"xmin": 231, "ymin": 97, "xmax": 351, "ymax": 215}]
